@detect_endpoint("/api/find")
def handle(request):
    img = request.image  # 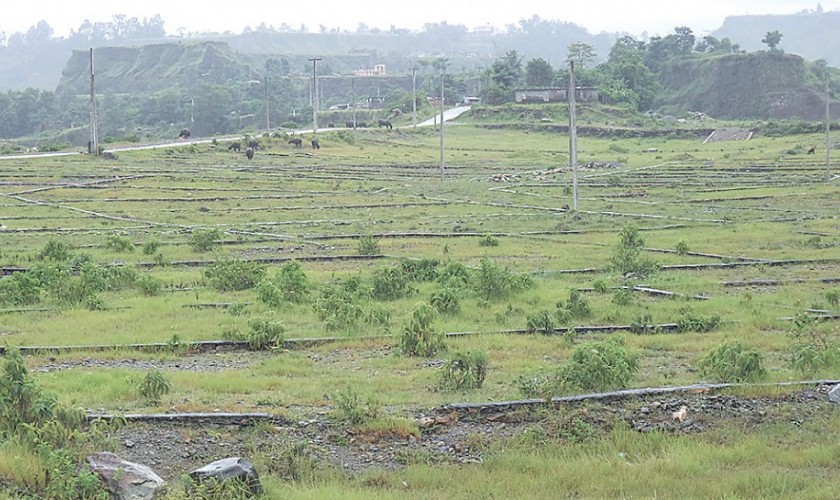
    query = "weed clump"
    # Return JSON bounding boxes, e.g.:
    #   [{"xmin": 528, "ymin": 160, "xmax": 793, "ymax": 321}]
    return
[
  {"xmin": 399, "ymin": 304, "xmax": 445, "ymax": 356},
  {"xmin": 608, "ymin": 224, "xmax": 659, "ymax": 280},
  {"xmin": 437, "ymin": 350, "xmax": 488, "ymax": 391},
  {"xmin": 104, "ymin": 235, "xmax": 134, "ymax": 253},
  {"xmin": 356, "ymin": 234, "xmax": 380, "ymax": 255},
  {"xmin": 247, "ymin": 318, "xmax": 284, "ymax": 350},
  {"xmin": 138, "ymin": 369, "xmax": 171, "ymax": 404},
  {"xmin": 256, "ymin": 260, "xmax": 309, "ymax": 307},
  {"xmin": 189, "ymin": 228, "xmax": 221, "ymax": 252},
  {"xmin": 205, "ymin": 257, "xmax": 266, "ymax": 291},
  {"xmin": 698, "ymin": 341, "xmax": 766, "ymax": 383},
  {"xmin": 472, "ymin": 257, "xmax": 533, "ymax": 301},
  {"xmin": 526, "ymin": 310, "xmax": 556, "ymax": 334},
  {"xmin": 333, "ymin": 387, "xmax": 380, "ymax": 425}
]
